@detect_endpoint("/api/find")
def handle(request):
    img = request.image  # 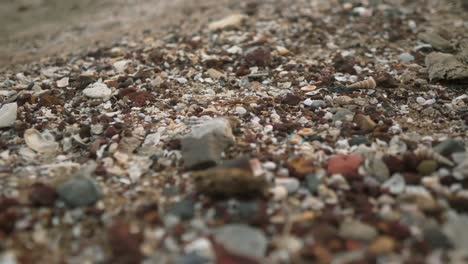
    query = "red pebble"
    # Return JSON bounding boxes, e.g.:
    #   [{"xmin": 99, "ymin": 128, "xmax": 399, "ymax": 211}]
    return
[{"xmin": 327, "ymin": 154, "xmax": 364, "ymax": 180}]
